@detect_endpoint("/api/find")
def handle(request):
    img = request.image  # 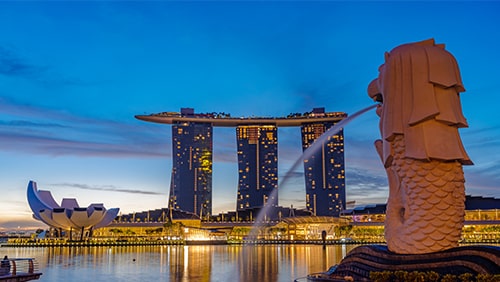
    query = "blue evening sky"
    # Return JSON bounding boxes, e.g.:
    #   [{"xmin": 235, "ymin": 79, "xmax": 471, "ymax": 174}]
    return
[{"xmin": 1, "ymin": 1, "xmax": 499, "ymax": 230}]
